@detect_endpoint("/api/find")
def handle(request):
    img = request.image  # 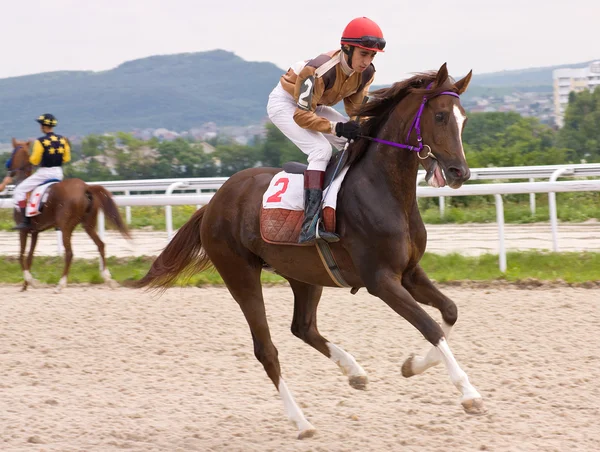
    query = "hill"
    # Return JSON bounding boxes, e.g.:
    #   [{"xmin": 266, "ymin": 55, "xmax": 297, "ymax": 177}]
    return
[
  {"xmin": 468, "ymin": 60, "xmax": 596, "ymax": 87},
  {"xmin": 0, "ymin": 51, "xmax": 596, "ymax": 140},
  {"xmin": 0, "ymin": 50, "xmax": 284, "ymax": 140}
]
